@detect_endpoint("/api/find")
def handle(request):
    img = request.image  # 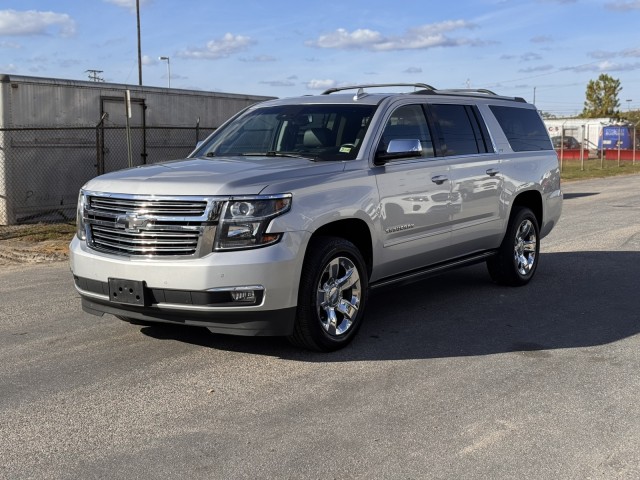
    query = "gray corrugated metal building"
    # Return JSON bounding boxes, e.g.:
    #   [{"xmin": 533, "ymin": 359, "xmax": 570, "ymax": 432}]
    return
[{"xmin": 0, "ymin": 74, "xmax": 274, "ymax": 225}]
